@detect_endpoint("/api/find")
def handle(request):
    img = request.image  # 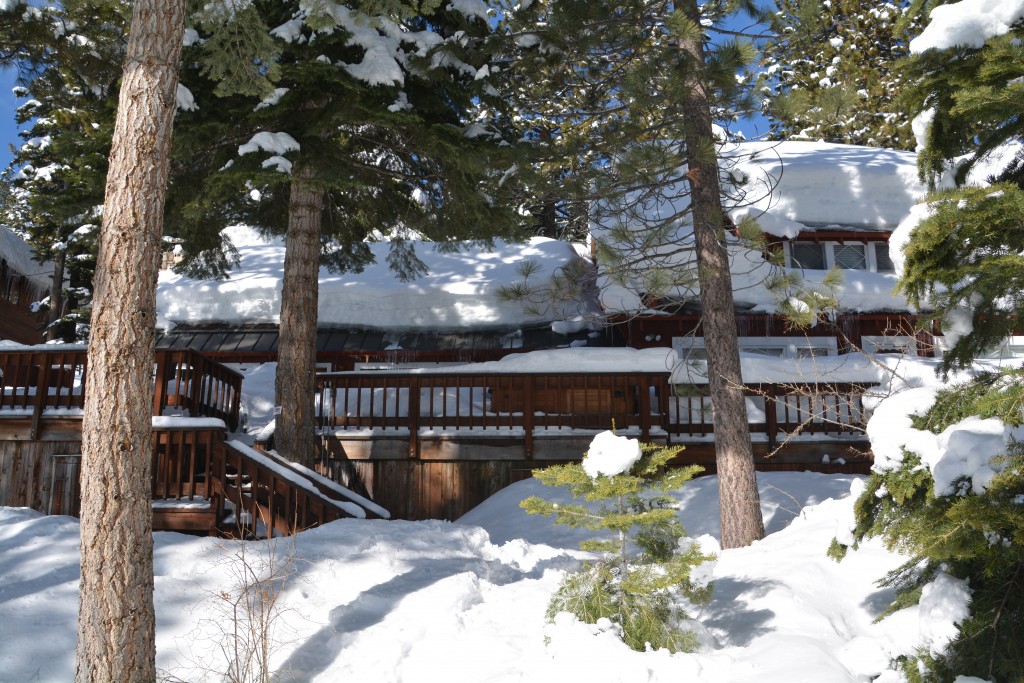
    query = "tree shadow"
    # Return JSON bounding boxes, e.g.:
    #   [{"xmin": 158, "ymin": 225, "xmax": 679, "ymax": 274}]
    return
[
  {"xmin": 279, "ymin": 553, "xmax": 578, "ymax": 679},
  {"xmin": 699, "ymin": 577, "xmax": 779, "ymax": 647}
]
